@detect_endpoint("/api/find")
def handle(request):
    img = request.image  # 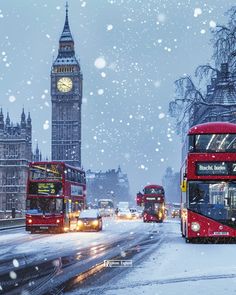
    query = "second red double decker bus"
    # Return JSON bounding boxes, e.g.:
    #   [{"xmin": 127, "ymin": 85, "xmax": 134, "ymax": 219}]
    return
[
  {"xmin": 181, "ymin": 122, "xmax": 236, "ymax": 242},
  {"xmin": 26, "ymin": 161, "xmax": 86, "ymax": 233},
  {"xmin": 136, "ymin": 184, "xmax": 165, "ymax": 222}
]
